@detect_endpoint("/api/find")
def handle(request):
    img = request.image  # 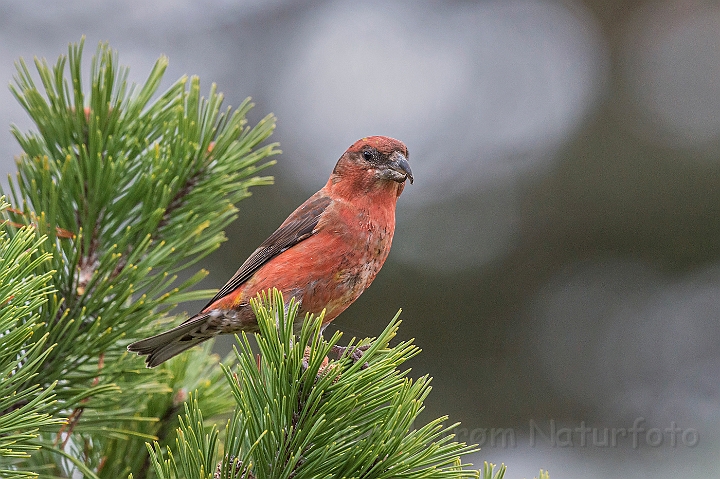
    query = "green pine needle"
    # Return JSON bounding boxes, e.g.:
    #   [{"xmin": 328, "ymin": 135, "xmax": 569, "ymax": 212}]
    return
[
  {"xmin": 0, "ymin": 40, "xmax": 544, "ymax": 479},
  {"xmin": 149, "ymin": 289, "xmax": 482, "ymax": 479},
  {"xmin": 0, "ymin": 200, "xmax": 62, "ymax": 479},
  {"xmin": 0, "ymin": 38, "xmax": 277, "ymax": 477}
]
